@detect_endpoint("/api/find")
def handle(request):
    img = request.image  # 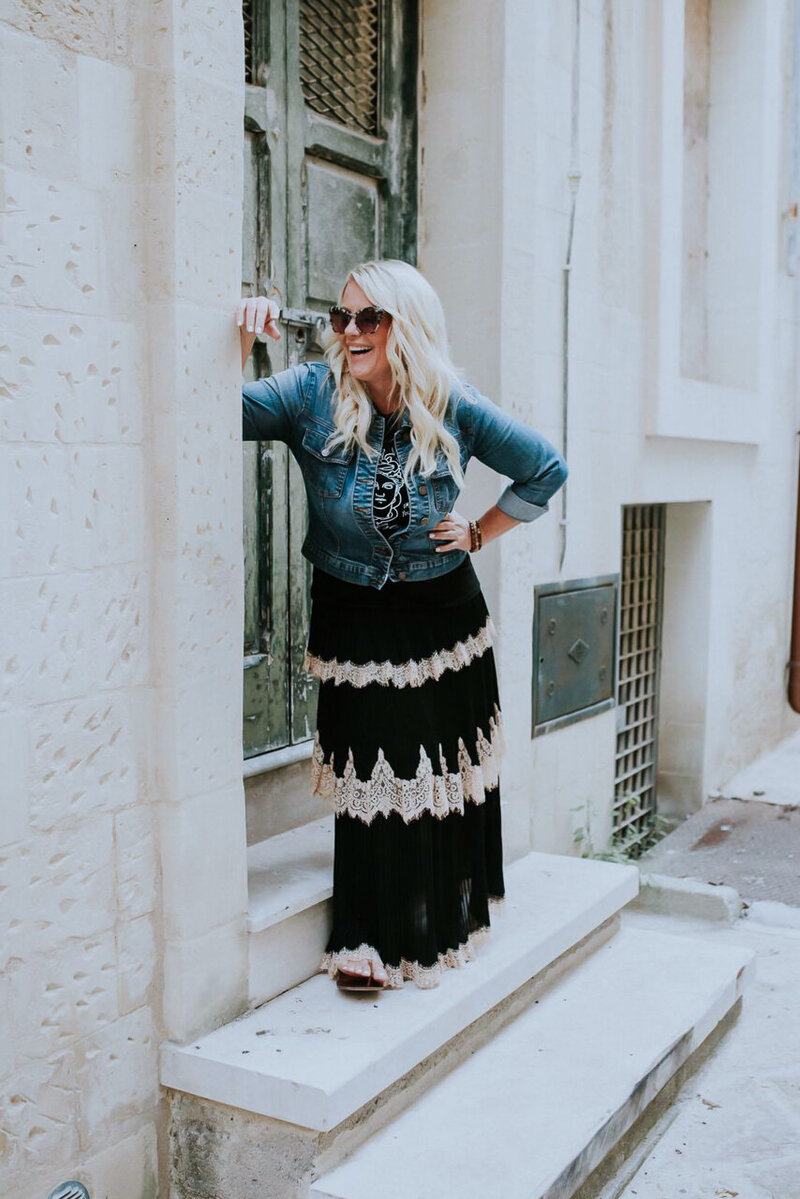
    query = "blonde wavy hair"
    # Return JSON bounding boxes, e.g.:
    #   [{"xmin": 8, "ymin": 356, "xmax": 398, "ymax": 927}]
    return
[{"xmin": 321, "ymin": 259, "xmax": 466, "ymax": 488}]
